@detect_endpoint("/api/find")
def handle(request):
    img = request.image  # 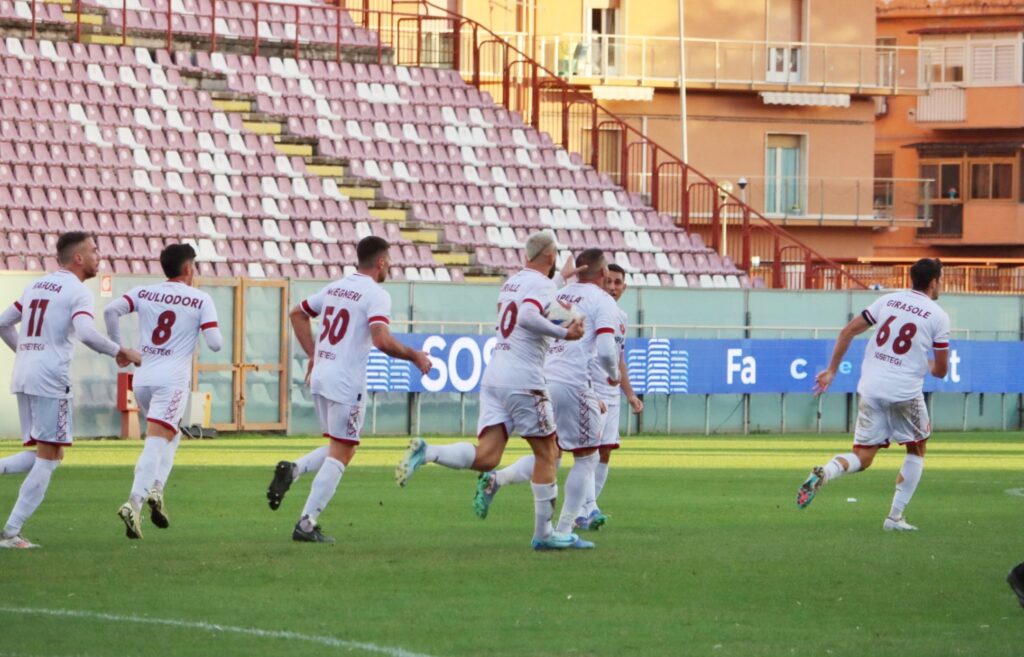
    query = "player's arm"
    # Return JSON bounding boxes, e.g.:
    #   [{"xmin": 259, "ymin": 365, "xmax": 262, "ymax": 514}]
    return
[
  {"xmin": 73, "ymin": 312, "xmax": 141, "ymax": 365},
  {"xmin": 199, "ymin": 299, "xmax": 223, "ymax": 352},
  {"xmin": 930, "ymin": 348, "xmax": 949, "ymax": 379},
  {"xmin": 595, "ymin": 329, "xmax": 619, "ymax": 385},
  {"xmin": 289, "ymin": 303, "xmax": 317, "ymax": 360},
  {"xmin": 518, "ymin": 300, "xmax": 584, "ymax": 341},
  {"xmin": 370, "ymin": 323, "xmax": 431, "ymax": 375},
  {"xmin": 102, "ymin": 294, "xmax": 134, "ymax": 345},
  {"xmin": 929, "ymin": 315, "xmax": 951, "ymax": 378},
  {"xmin": 0, "ymin": 301, "xmax": 21, "ymax": 352},
  {"xmin": 813, "ymin": 314, "xmax": 872, "ymax": 395},
  {"xmin": 618, "ymin": 352, "xmax": 643, "ymax": 414}
]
